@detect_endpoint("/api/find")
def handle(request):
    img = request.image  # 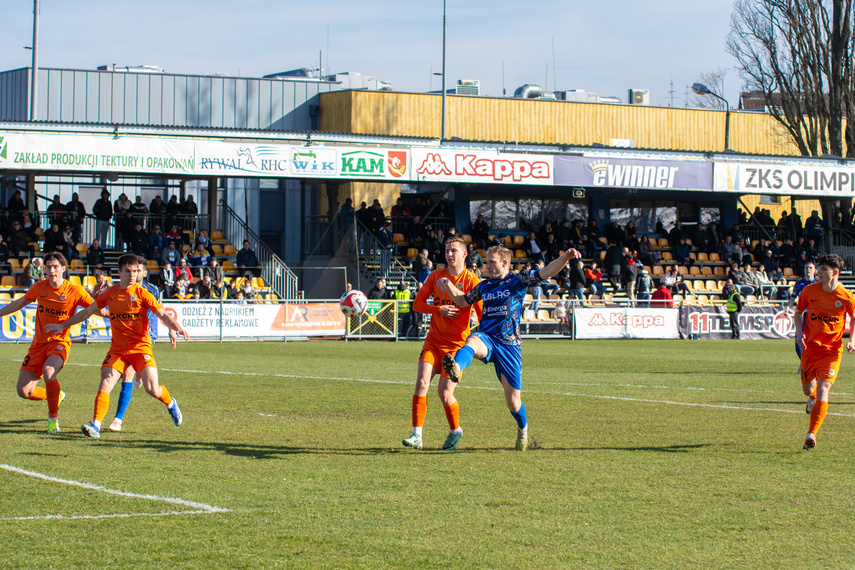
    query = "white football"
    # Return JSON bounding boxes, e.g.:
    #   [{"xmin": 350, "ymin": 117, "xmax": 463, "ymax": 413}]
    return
[{"xmin": 340, "ymin": 290, "xmax": 368, "ymax": 318}]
